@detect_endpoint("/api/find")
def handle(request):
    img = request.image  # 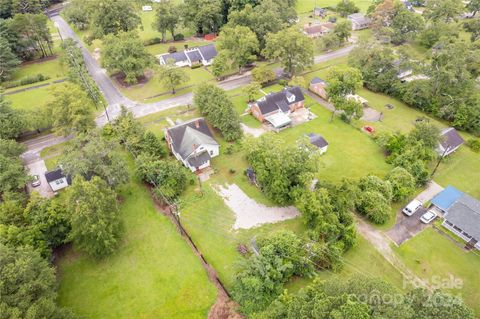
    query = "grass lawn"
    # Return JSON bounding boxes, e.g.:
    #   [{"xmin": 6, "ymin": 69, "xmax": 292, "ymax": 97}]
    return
[
  {"xmin": 5, "ymin": 86, "xmax": 53, "ymax": 111},
  {"xmin": 296, "ymin": 0, "xmax": 373, "ymax": 13},
  {"xmin": 6, "ymin": 55, "xmax": 66, "ymax": 86},
  {"xmin": 137, "ymin": 10, "xmax": 195, "ymax": 42},
  {"xmin": 394, "ymin": 228, "xmax": 480, "ymax": 316},
  {"xmin": 57, "ymin": 160, "xmax": 217, "ymax": 319}
]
